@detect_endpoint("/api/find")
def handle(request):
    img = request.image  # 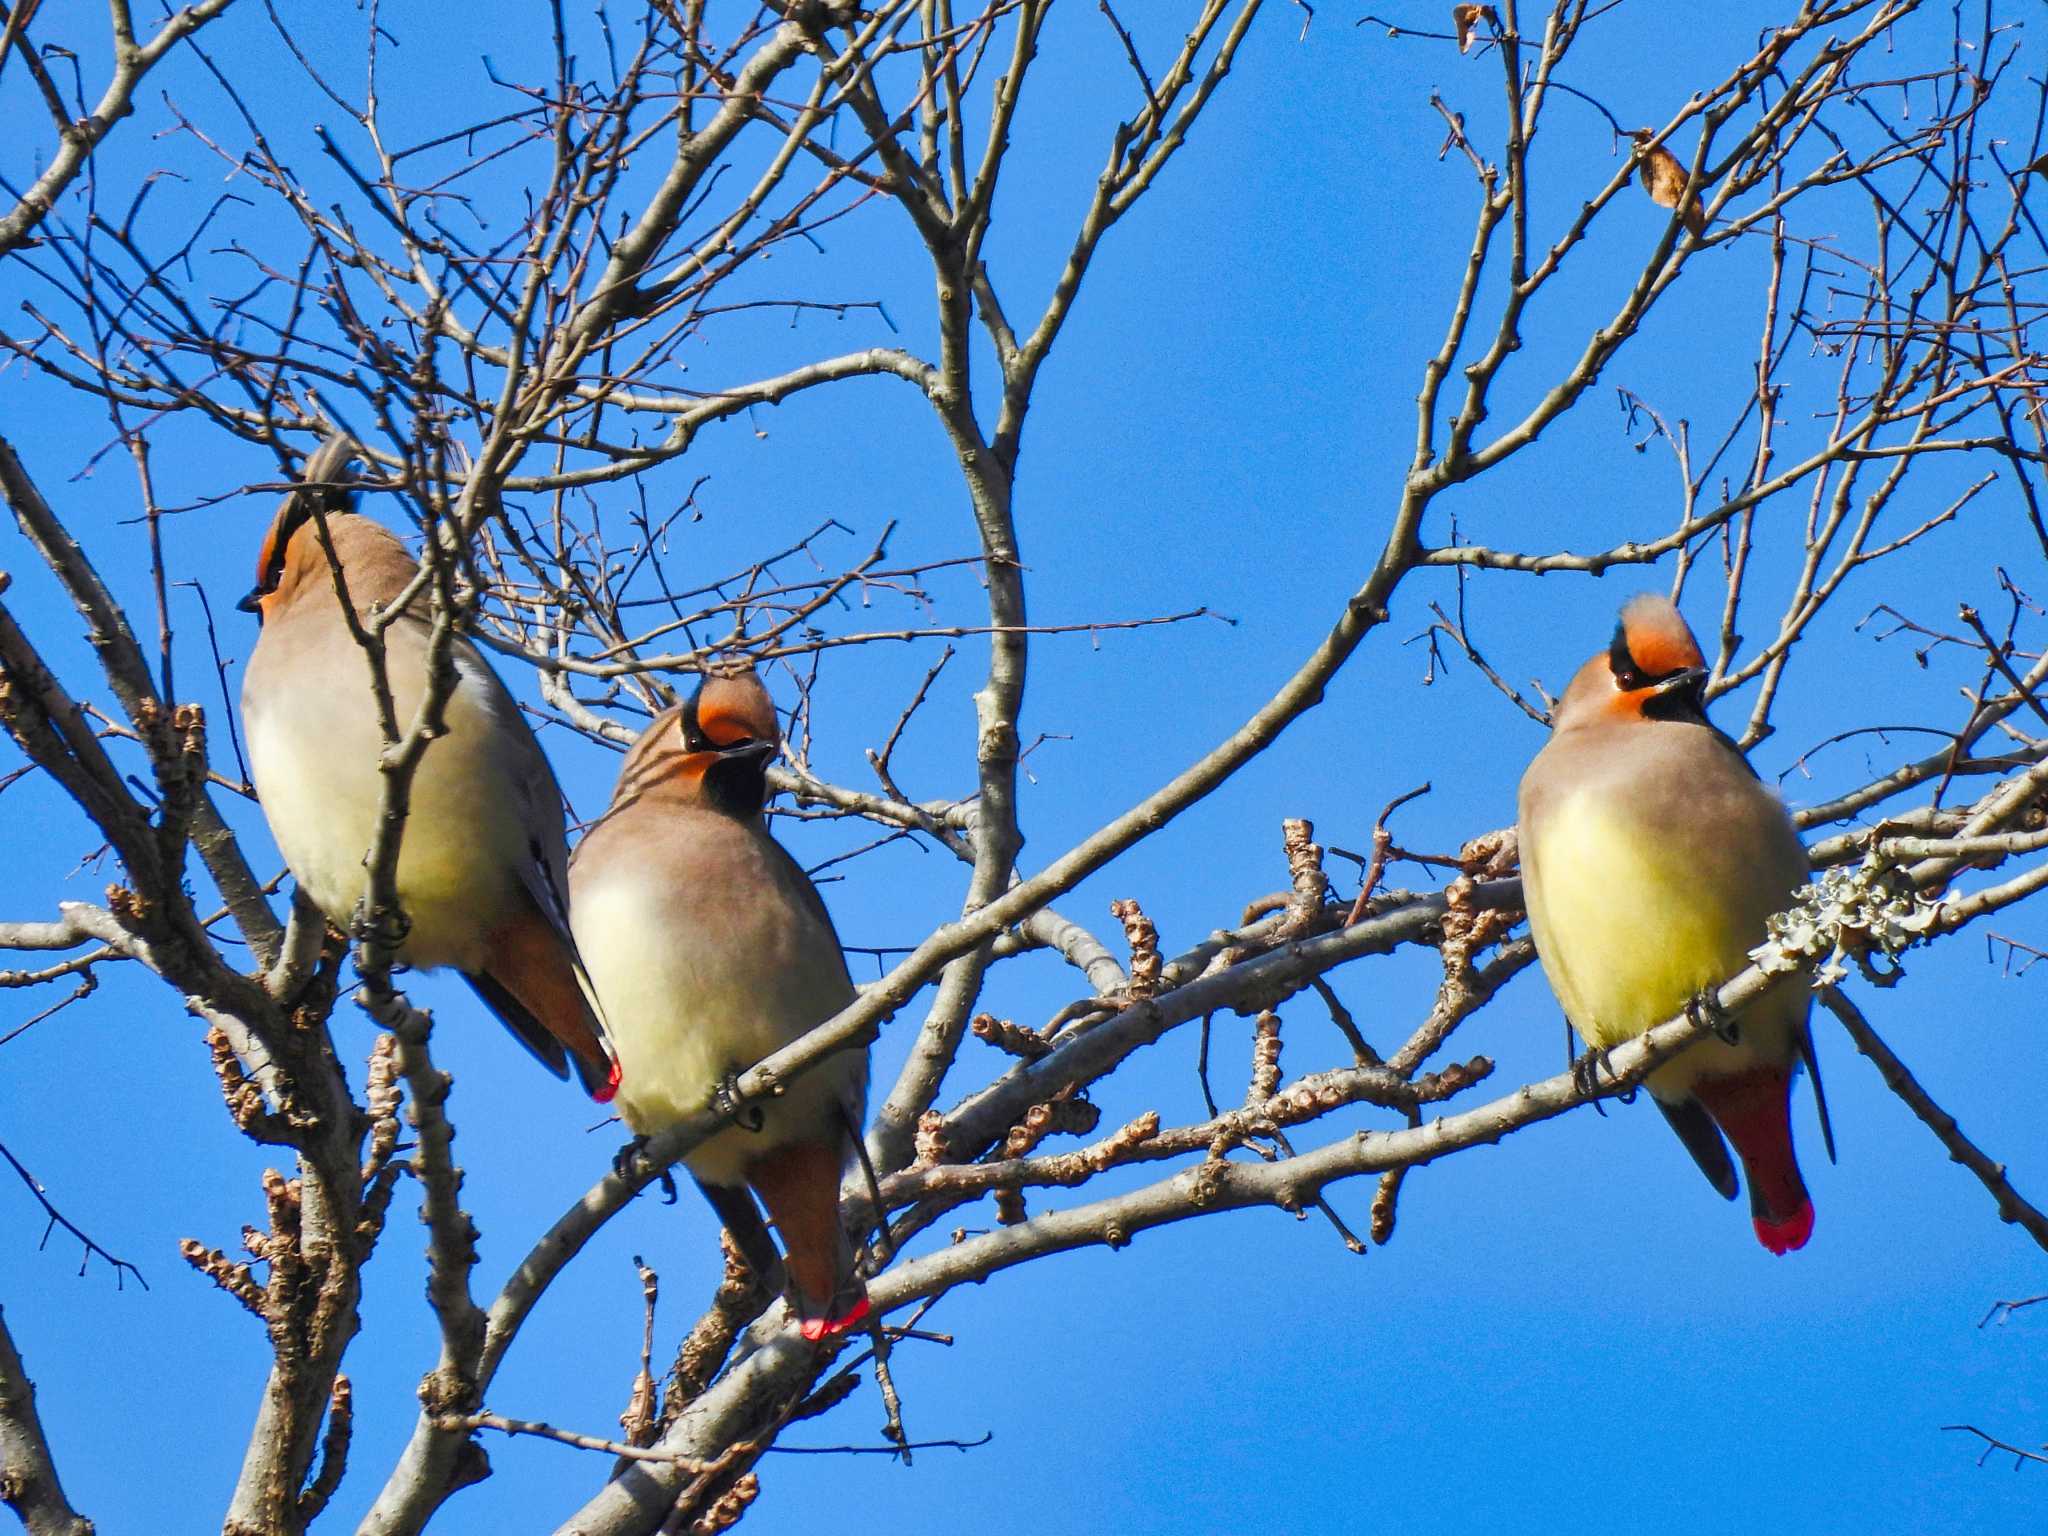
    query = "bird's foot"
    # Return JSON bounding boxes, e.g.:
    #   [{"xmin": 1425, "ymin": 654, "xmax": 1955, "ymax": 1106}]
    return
[
  {"xmin": 612, "ymin": 1135, "xmax": 679, "ymax": 1203},
  {"xmin": 1571, "ymin": 1044, "xmax": 1638, "ymax": 1106},
  {"xmin": 348, "ymin": 897, "xmax": 412, "ymax": 957},
  {"xmin": 610, "ymin": 1134, "xmax": 645, "ymax": 1181},
  {"xmin": 1685, "ymin": 989, "xmax": 1741, "ymax": 1045},
  {"xmin": 1571, "ymin": 1042, "xmax": 1614, "ymax": 1108},
  {"xmin": 714, "ymin": 1070, "xmax": 766, "ymax": 1133}
]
